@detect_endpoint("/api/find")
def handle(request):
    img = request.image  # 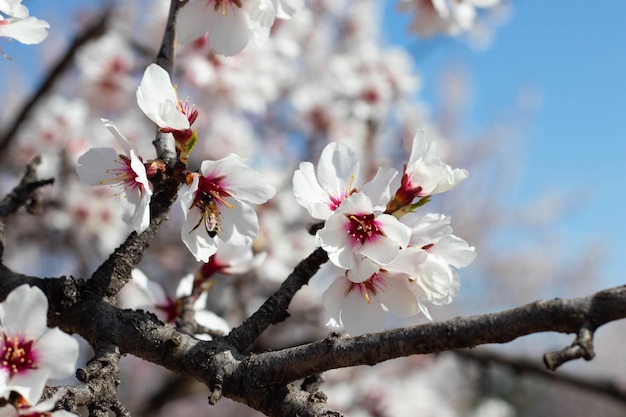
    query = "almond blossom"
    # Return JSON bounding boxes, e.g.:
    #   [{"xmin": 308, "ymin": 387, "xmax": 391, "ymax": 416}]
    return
[
  {"xmin": 316, "ymin": 192, "xmax": 411, "ymax": 282},
  {"xmin": 76, "ymin": 119, "xmax": 153, "ymax": 234},
  {"xmin": 321, "ymin": 212, "xmax": 476, "ymax": 335},
  {"xmin": 0, "ymin": 0, "xmax": 49, "ymax": 46},
  {"xmin": 180, "ymin": 154, "xmax": 275, "ymax": 262},
  {"xmin": 402, "ymin": 211, "xmax": 476, "ymax": 308},
  {"xmin": 136, "ymin": 63, "xmax": 195, "ymax": 134},
  {"xmin": 176, "ymin": 0, "xmax": 276, "ymax": 56},
  {"xmin": 322, "ymin": 248, "xmax": 427, "ymax": 335},
  {"xmin": 293, "ymin": 142, "xmax": 397, "ymax": 220},
  {"xmin": 387, "ymin": 130, "xmax": 468, "ymax": 213},
  {"xmin": 0, "ymin": 285, "xmax": 79, "ymax": 404},
  {"xmin": 117, "ymin": 270, "xmax": 230, "ymax": 340}
]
